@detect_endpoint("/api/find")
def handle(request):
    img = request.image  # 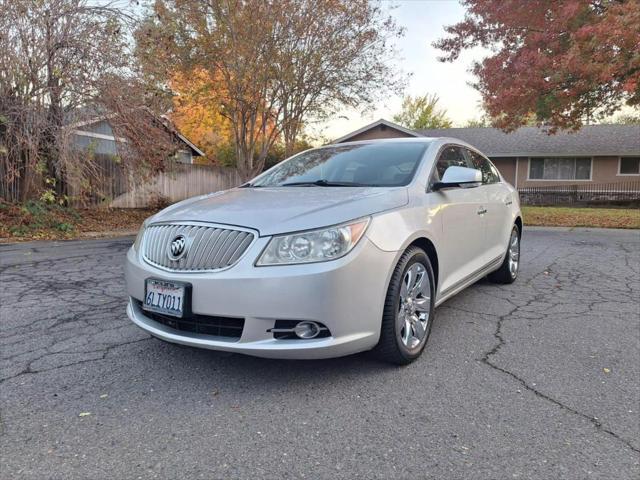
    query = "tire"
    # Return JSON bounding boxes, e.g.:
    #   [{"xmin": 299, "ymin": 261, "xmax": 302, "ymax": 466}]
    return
[
  {"xmin": 488, "ymin": 224, "xmax": 520, "ymax": 284},
  {"xmin": 374, "ymin": 246, "xmax": 436, "ymax": 365}
]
